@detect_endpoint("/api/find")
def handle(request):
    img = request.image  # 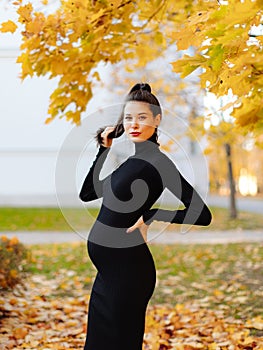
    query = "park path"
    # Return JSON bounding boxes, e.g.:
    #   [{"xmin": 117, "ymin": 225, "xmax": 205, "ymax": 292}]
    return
[
  {"xmin": 2, "ymin": 229, "xmax": 263, "ymax": 245},
  {"xmin": 2, "ymin": 195, "xmax": 263, "ymax": 245},
  {"xmin": 207, "ymin": 194, "xmax": 263, "ymax": 214}
]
